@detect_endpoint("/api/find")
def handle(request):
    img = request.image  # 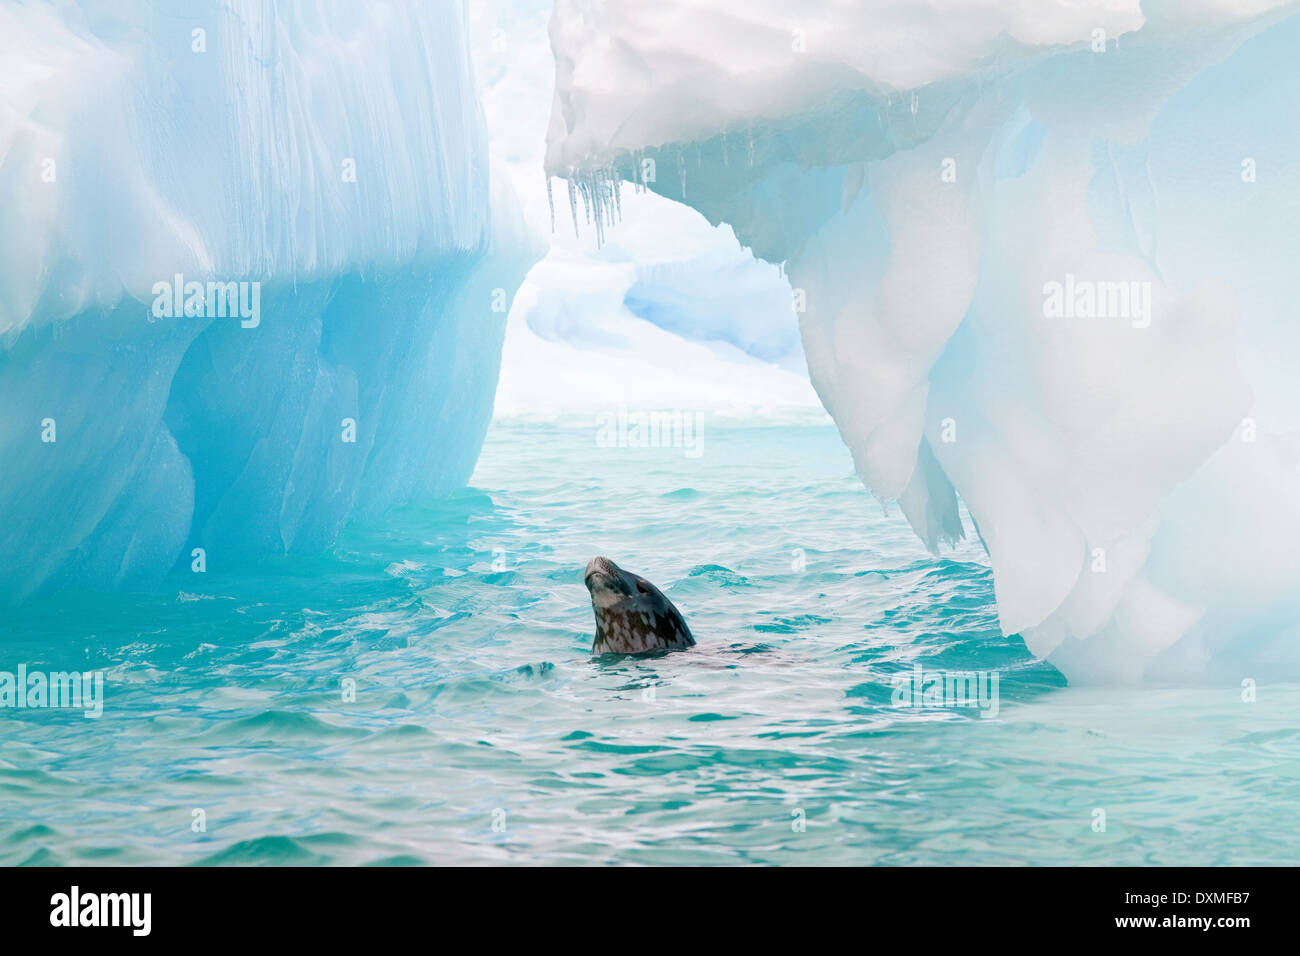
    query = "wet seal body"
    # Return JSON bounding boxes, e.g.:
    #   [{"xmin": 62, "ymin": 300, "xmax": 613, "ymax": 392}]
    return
[{"xmin": 584, "ymin": 556, "xmax": 695, "ymax": 654}]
